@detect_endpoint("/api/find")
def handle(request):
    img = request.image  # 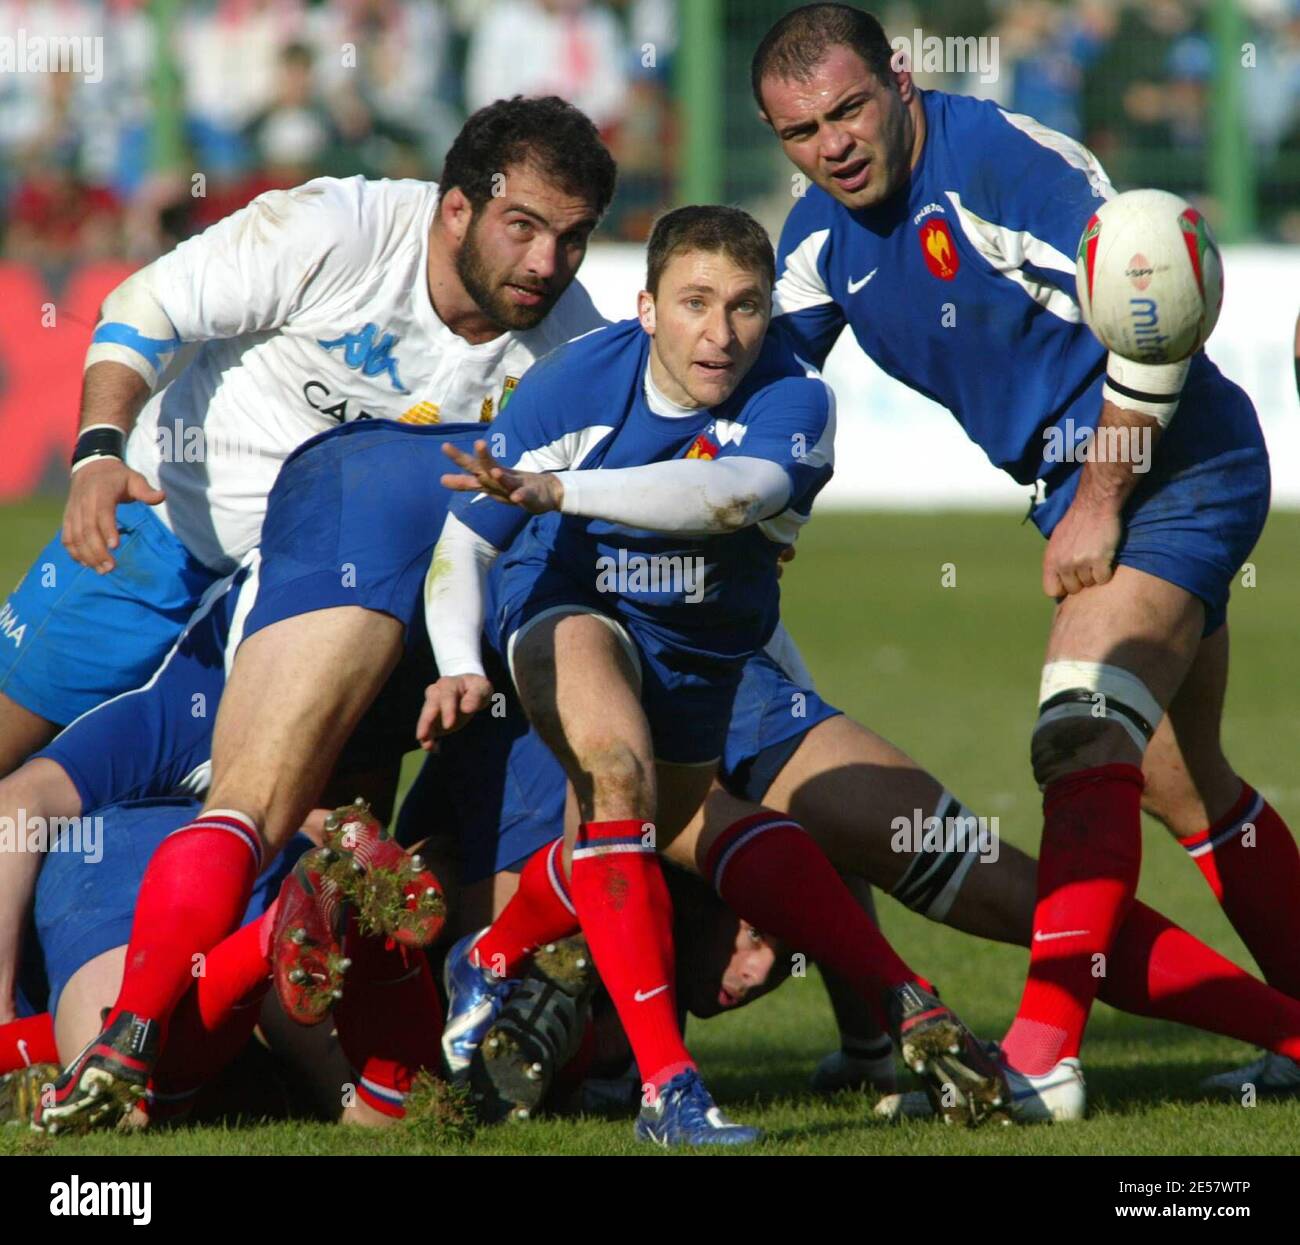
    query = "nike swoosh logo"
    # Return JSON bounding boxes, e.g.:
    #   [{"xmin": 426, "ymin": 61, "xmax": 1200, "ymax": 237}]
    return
[
  {"xmin": 633, "ymin": 984, "xmax": 669, "ymax": 1003},
  {"xmin": 1033, "ymin": 929, "xmax": 1091, "ymax": 942},
  {"xmin": 847, "ymin": 268, "xmax": 878, "ymax": 294}
]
